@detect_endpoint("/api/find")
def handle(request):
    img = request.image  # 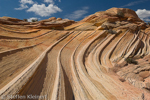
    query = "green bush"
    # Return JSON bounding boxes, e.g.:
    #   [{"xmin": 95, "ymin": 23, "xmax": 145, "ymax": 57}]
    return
[
  {"xmin": 101, "ymin": 24, "xmax": 108, "ymax": 30},
  {"xmin": 117, "ymin": 11, "xmax": 124, "ymax": 18},
  {"xmin": 125, "ymin": 57, "xmax": 138, "ymax": 65},
  {"xmin": 107, "ymin": 29, "xmax": 117, "ymax": 34},
  {"xmin": 23, "ymin": 19, "xmax": 27, "ymax": 22},
  {"xmin": 52, "ymin": 27, "xmax": 55, "ymax": 30},
  {"xmin": 32, "ymin": 19, "xmax": 38, "ymax": 22}
]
